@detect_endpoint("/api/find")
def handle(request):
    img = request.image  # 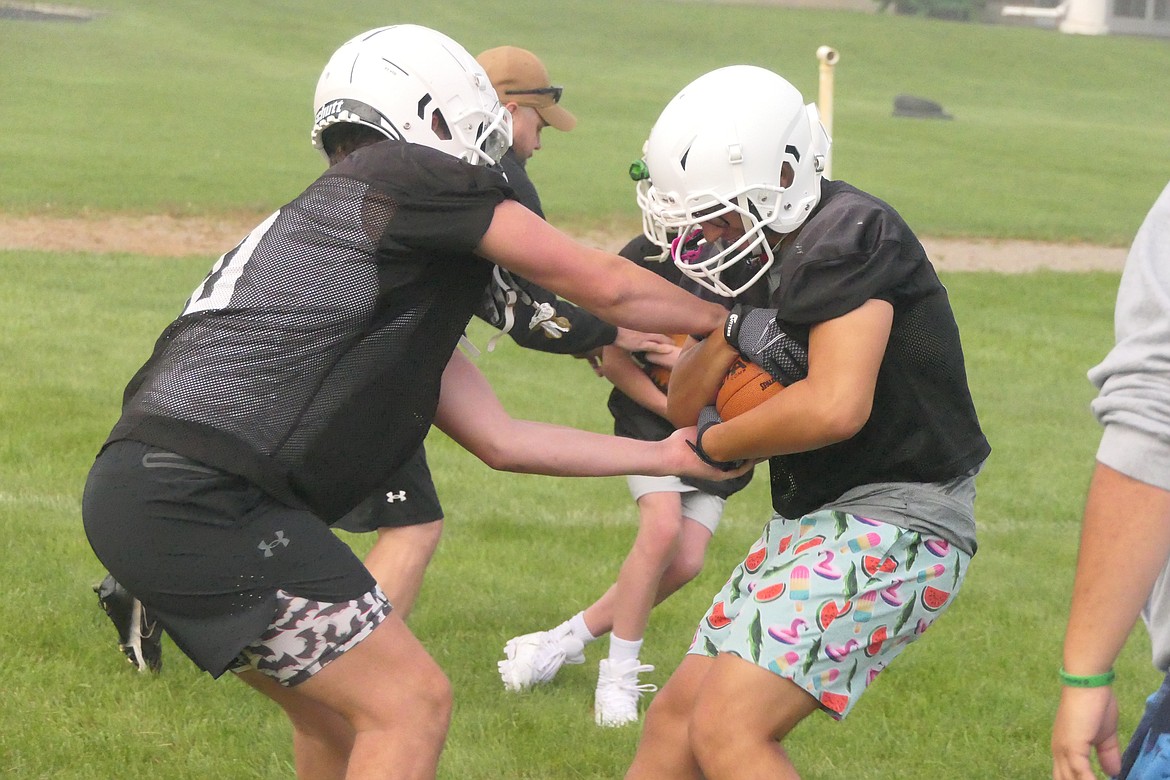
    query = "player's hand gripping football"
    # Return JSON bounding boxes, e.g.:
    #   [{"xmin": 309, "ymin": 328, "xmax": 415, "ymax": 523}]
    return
[{"xmin": 722, "ymin": 304, "xmax": 808, "ymax": 386}]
